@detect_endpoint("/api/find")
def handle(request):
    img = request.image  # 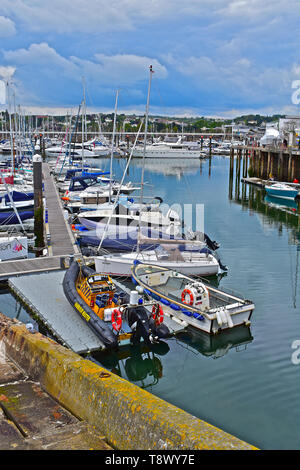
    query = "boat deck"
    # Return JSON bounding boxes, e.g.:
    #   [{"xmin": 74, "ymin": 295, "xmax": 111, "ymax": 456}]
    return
[{"xmin": 155, "ymin": 276, "xmax": 231, "ymax": 310}]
